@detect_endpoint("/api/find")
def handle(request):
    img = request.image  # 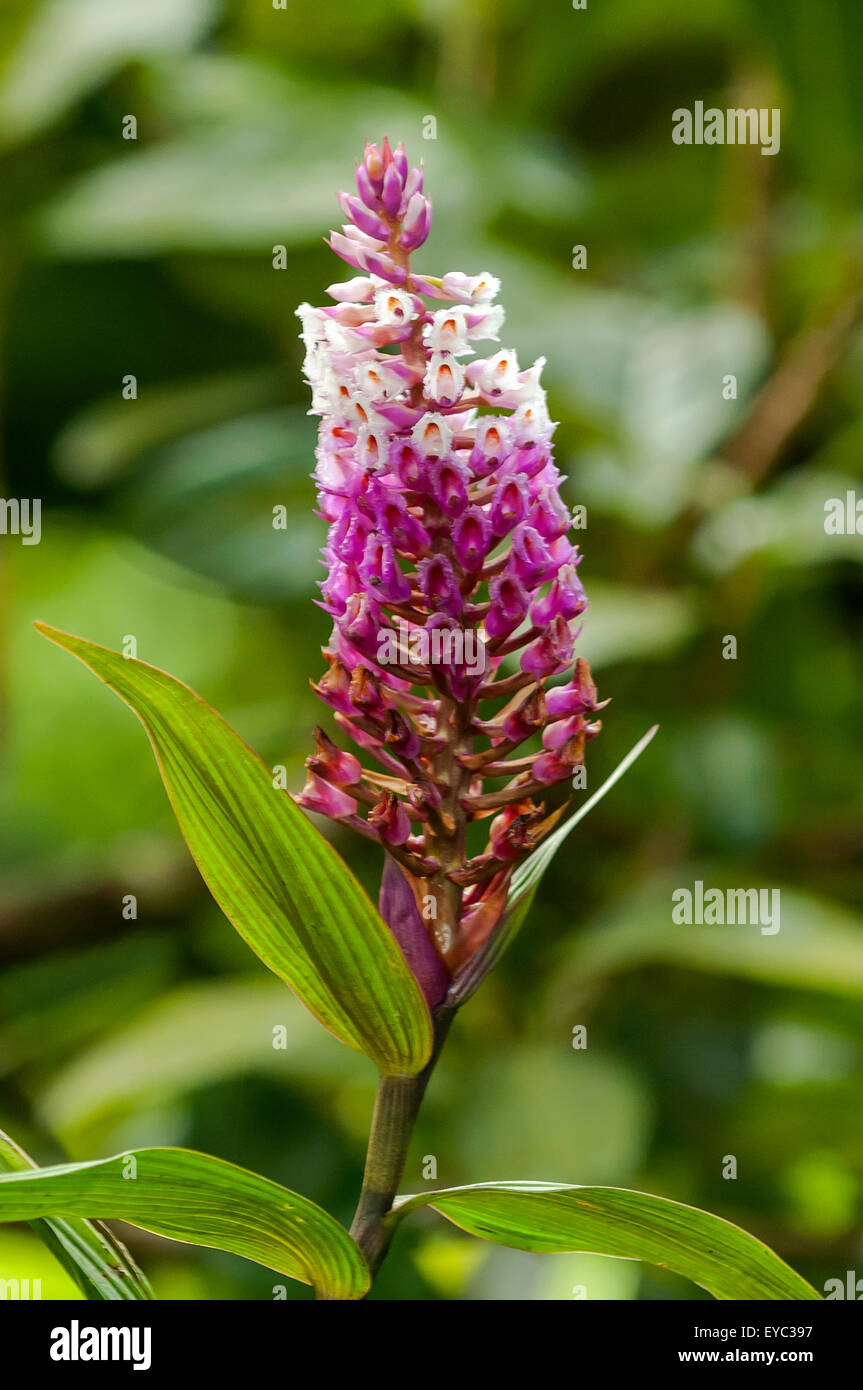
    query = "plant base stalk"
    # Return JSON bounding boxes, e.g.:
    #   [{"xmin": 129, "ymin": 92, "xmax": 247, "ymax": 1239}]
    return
[{"xmin": 347, "ymin": 1009, "xmax": 454, "ymax": 1288}]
